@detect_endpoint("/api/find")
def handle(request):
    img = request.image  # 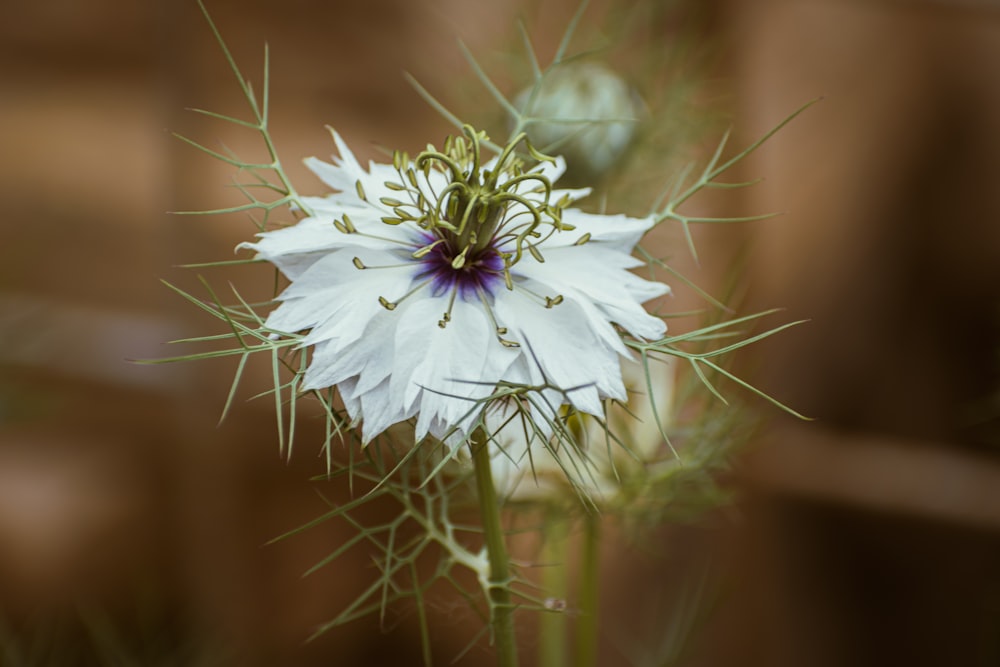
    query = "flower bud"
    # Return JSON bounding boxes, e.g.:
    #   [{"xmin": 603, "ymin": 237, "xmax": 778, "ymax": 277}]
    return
[{"xmin": 515, "ymin": 63, "xmax": 644, "ymax": 180}]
